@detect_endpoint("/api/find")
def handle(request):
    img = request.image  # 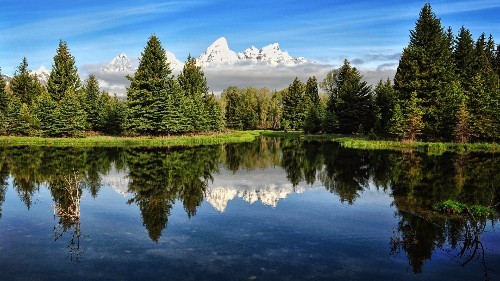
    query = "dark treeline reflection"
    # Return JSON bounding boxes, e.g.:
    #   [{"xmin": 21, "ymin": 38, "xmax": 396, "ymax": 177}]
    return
[{"xmin": 0, "ymin": 139, "xmax": 498, "ymax": 272}]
